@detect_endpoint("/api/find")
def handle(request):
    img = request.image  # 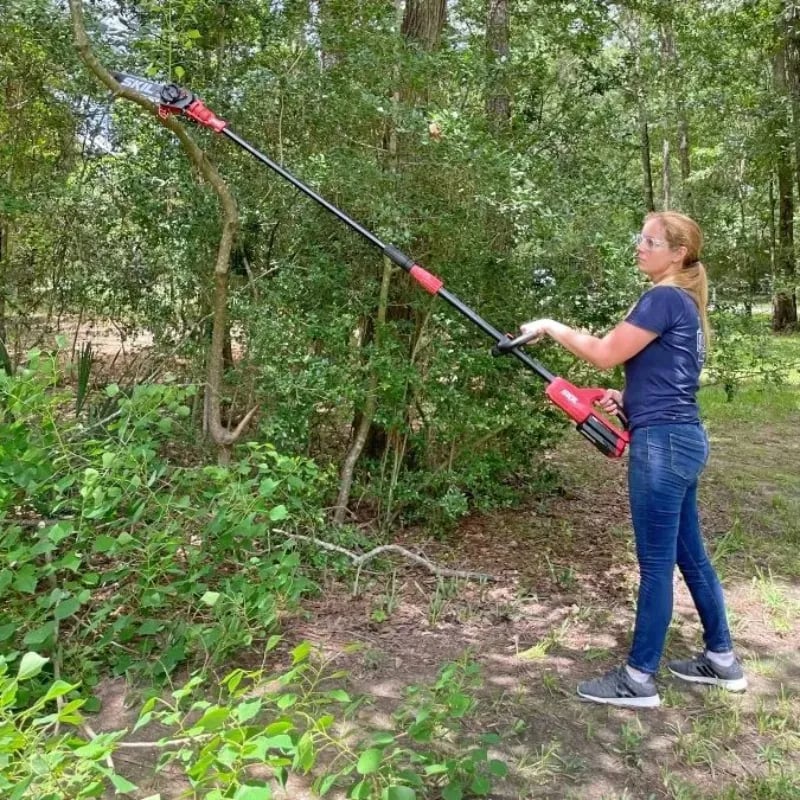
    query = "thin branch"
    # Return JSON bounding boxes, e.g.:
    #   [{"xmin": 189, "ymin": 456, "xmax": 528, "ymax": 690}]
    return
[{"xmin": 276, "ymin": 529, "xmax": 499, "ymax": 587}]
